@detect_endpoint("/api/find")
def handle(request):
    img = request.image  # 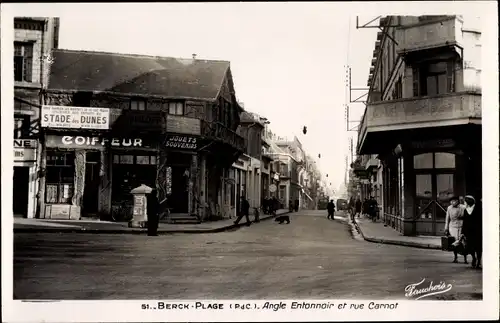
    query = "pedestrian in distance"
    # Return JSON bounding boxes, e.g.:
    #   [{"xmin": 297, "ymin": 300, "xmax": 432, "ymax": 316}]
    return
[
  {"xmin": 147, "ymin": 188, "xmax": 161, "ymax": 236},
  {"xmin": 444, "ymin": 196, "xmax": 465, "ymax": 263},
  {"xmin": 368, "ymin": 196, "xmax": 379, "ymax": 222},
  {"xmin": 294, "ymin": 199, "xmax": 299, "ymax": 212},
  {"xmin": 288, "ymin": 199, "xmax": 294, "ymax": 212},
  {"xmin": 355, "ymin": 198, "xmax": 362, "ymax": 219},
  {"xmin": 461, "ymin": 195, "xmax": 482, "ymax": 269},
  {"xmin": 234, "ymin": 196, "xmax": 251, "ymax": 226},
  {"xmin": 327, "ymin": 199, "xmax": 335, "ymax": 220}
]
